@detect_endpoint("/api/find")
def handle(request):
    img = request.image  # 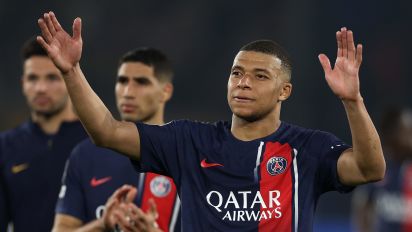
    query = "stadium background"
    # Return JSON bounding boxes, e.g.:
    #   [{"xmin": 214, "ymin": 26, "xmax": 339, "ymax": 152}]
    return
[{"xmin": 0, "ymin": 0, "xmax": 411, "ymax": 231}]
